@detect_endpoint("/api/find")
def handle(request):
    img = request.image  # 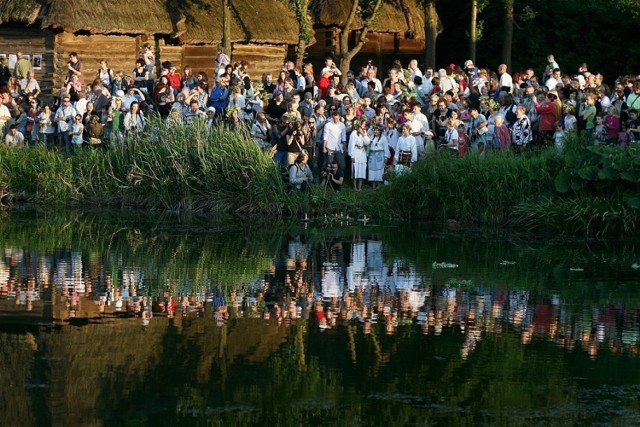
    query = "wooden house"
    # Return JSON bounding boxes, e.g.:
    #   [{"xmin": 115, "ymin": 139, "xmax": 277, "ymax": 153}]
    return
[
  {"xmin": 0, "ymin": 0, "xmax": 299, "ymax": 97},
  {"xmin": 40, "ymin": 0, "xmax": 176, "ymax": 93},
  {"xmin": 0, "ymin": 0, "xmax": 55, "ymax": 95},
  {"xmin": 173, "ymin": 0, "xmax": 300, "ymax": 80},
  {"xmin": 308, "ymin": 0, "xmax": 426, "ymax": 74}
]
